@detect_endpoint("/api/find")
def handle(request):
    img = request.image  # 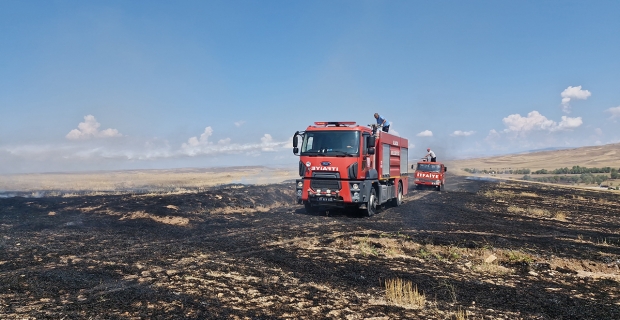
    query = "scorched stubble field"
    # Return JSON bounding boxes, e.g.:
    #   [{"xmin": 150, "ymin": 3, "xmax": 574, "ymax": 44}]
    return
[{"xmin": 1, "ymin": 176, "xmax": 619, "ymax": 319}]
